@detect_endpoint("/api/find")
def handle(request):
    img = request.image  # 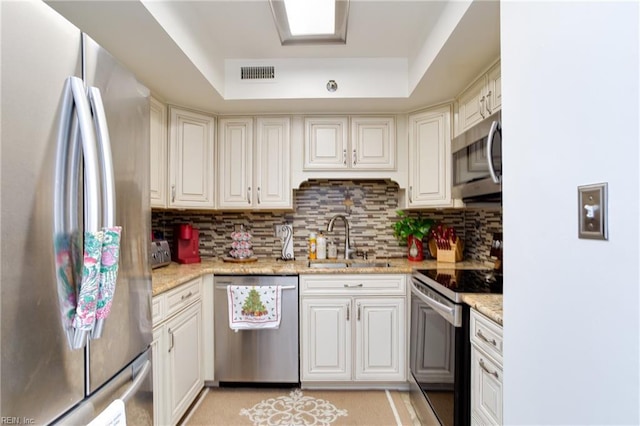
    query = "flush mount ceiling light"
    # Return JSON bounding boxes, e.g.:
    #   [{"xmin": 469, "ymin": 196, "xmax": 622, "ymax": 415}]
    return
[{"xmin": 269, "ymin": 0, "xmax": 349, "ymax": 45}]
